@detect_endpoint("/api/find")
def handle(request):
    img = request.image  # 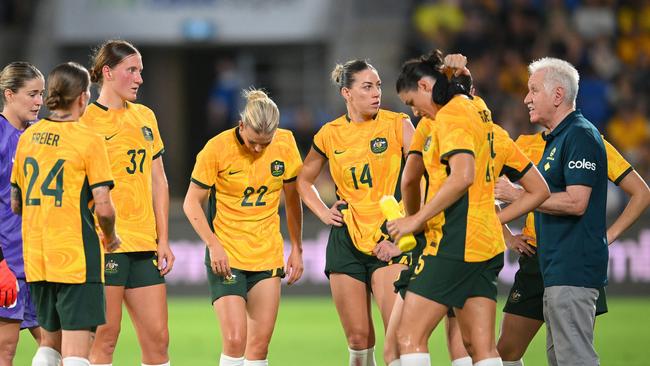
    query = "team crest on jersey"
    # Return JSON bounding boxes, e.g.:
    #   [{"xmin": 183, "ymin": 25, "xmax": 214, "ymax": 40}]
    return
[
  {"xmin": 270, "ymin": 160, "xmax": 285, "ymax": 177},
  {"xmin": 141, "ymin": 126, "xmax": 154, "ymax": 141},
  {"xmin": 546, "ymin": 147, "xmax": 556, "ymax": 161},
  {"xmin": 423, "ymin": 136, "xmax": 432, "ymax": 152},
  {"xmin": 509, "ymin": 289, "xmax": 522, "ymax": 303},
  {"xmin": 370, "ymin": 137, "xmax": 388, "ymax": 154},
  {"xmin": 105, "ymin": 259, "xmax": 119, "ymax": 274}
]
